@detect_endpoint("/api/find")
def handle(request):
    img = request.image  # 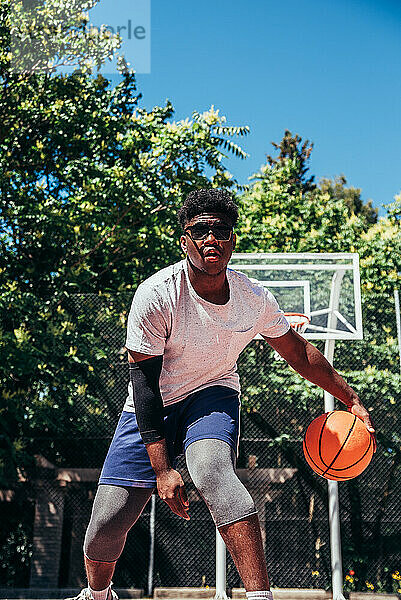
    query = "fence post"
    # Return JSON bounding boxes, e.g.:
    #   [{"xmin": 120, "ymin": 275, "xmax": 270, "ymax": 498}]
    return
[
  {"xmin": 147, "ymin": 493, "xmax": 156, "ymax": 597},
  {"xmin": 394, "ymin": 288, "xmax": 401, "ymax": 374}
]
